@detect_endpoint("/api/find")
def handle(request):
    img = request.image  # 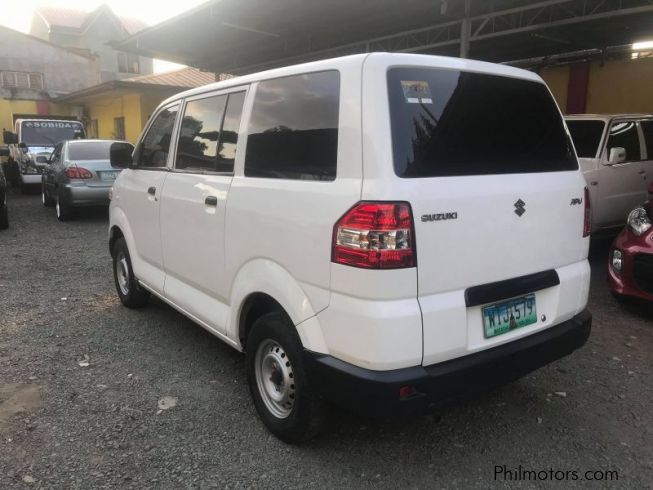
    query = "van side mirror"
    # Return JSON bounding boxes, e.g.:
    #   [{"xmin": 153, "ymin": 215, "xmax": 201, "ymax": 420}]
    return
[
  {"xmin": 36, "ymin": 155, "xmax": 49, "ymax": 164},
  {"xmin": 0, "ymin": 146, "xmax": 8, "ymax": 157},
  {"xmin": 2, "ymin": 131, "xmax": 17, "ymax": 145},
  {"xmin": 110, "ymin": 142, "xmax": 134, "ymax": 169},
  {"xmin": 608, "ymin": 147, "xmax": 626, "ymax": 165}
]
